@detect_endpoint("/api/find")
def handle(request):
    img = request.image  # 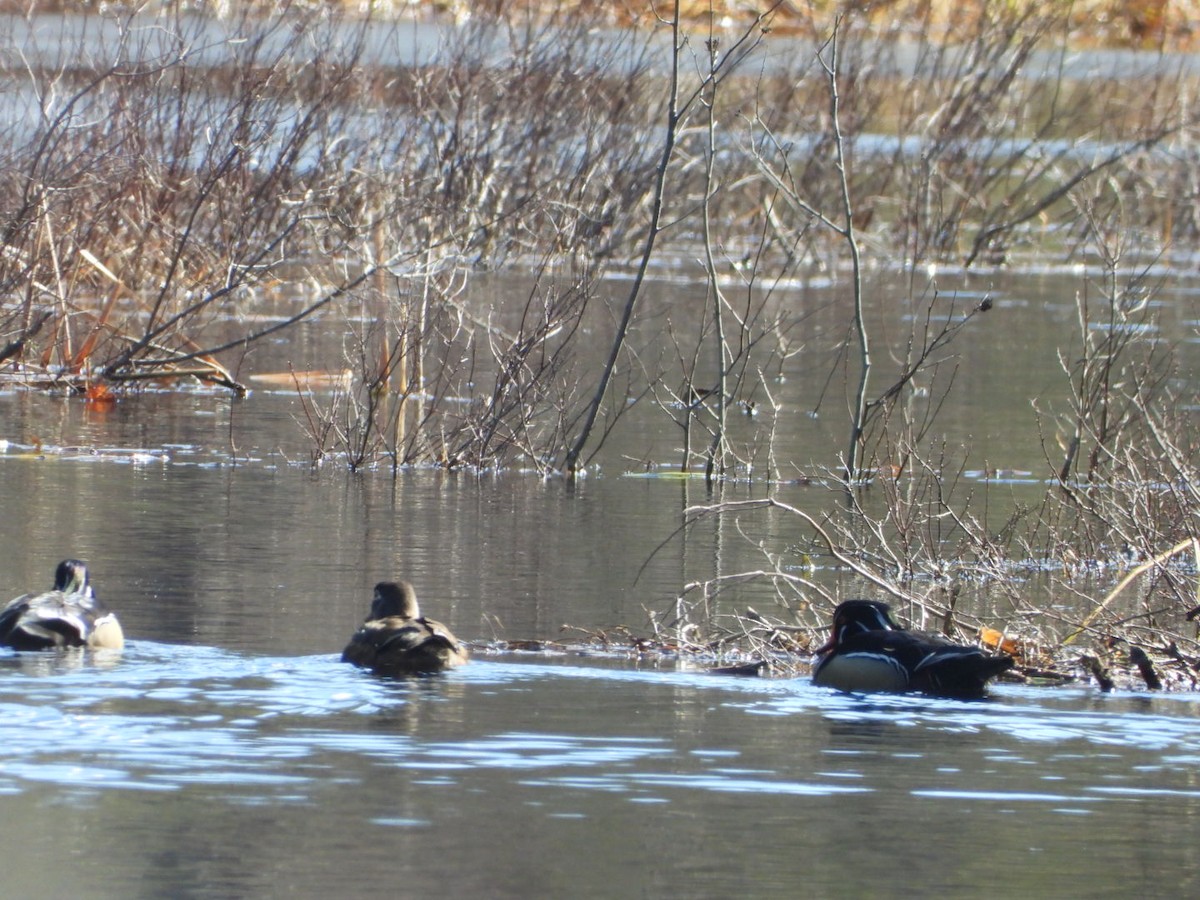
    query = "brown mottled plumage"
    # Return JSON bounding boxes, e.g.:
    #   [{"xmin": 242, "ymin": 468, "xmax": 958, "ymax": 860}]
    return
[
  {"xmin": 341, "ymin": 581, "xmax": 468, "ymax": 675},
  {"xmin": 0, "ymin": 559, "xmax": 124, "ymax": 651}
]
